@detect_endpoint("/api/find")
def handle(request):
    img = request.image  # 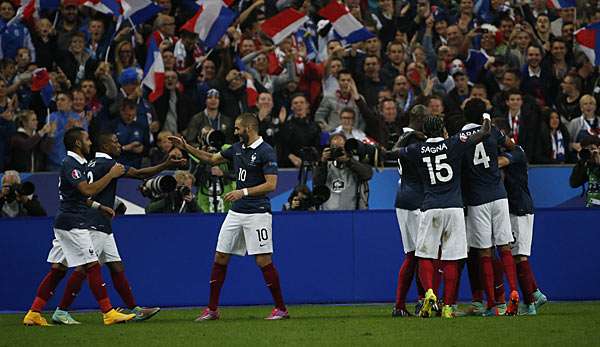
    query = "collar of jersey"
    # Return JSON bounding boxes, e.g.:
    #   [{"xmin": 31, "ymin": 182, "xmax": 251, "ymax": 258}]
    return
[
  {"xmin": 461, "ymin": 123, "xmax": 479, "ymax": 131},
  {"xmin": 242, "ymin": 136, "xmax": 264, "ymax": 149},
  {"xmin": 67, "ymin": 151, "xmax": 87, "ymax": 164},
  {"xmin": 95, "ymin": 152, "xmax": 113, "ymax": 160},
  {"xmin": 403, "ymin": 127, "xmax": 414, "ymax": 133},
  {"xmin": 425, "ymin": 137, "xmax": 444, "ymax": 143}
]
